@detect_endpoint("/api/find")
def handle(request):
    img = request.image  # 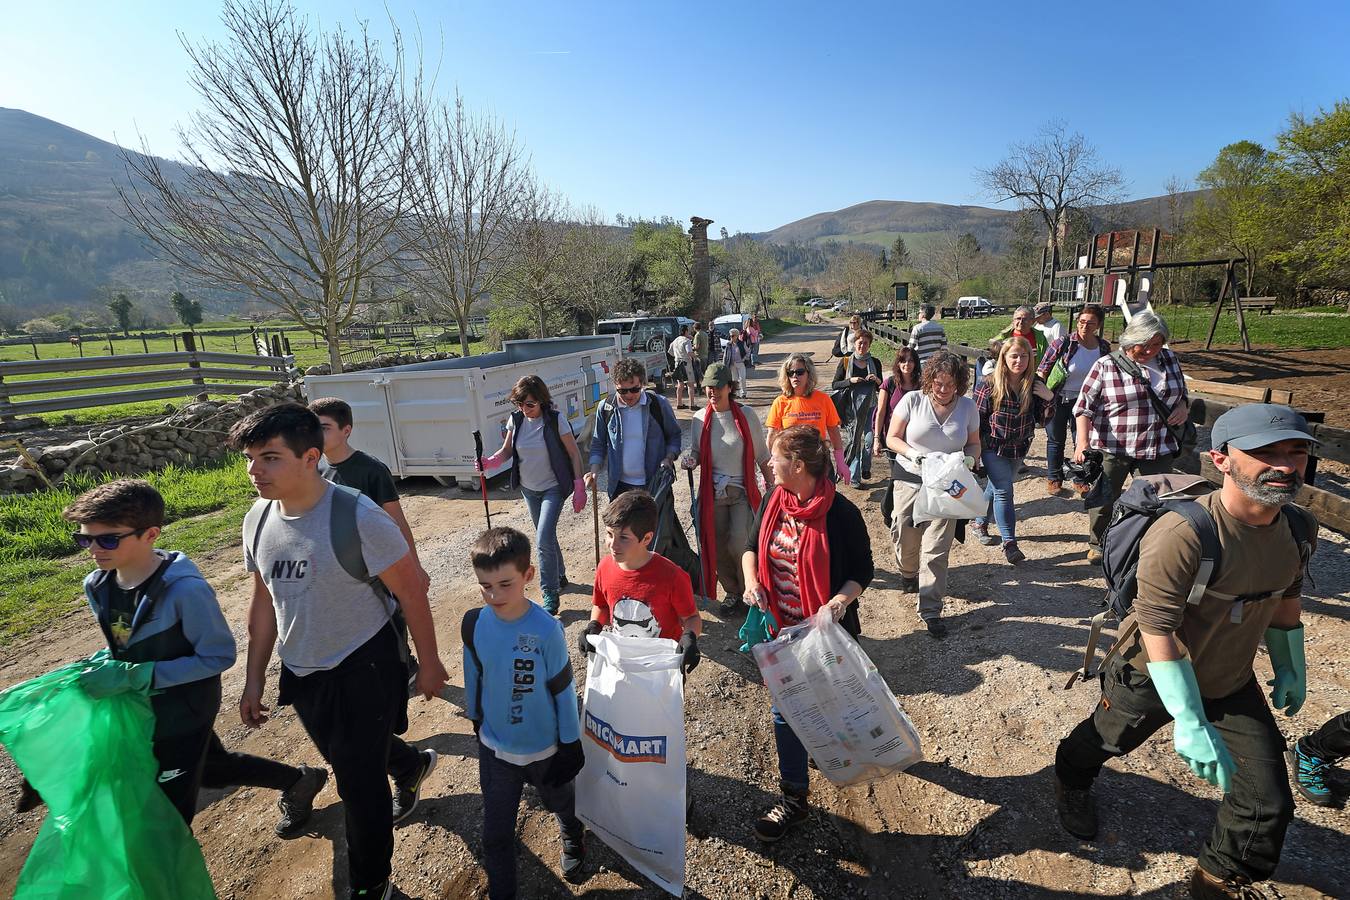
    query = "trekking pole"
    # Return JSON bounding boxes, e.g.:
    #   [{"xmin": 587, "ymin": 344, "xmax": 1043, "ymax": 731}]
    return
[
  {"xmin": 591, "ymin": 480, "xmax": 601, "ymax": 567},
  {"xmin": 472, "ymin": 430, "xmax": 492, "ymax": 529},
  {"xmin": 686, "ymin": 467, "xmax": 707, "ymax": 605}
]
